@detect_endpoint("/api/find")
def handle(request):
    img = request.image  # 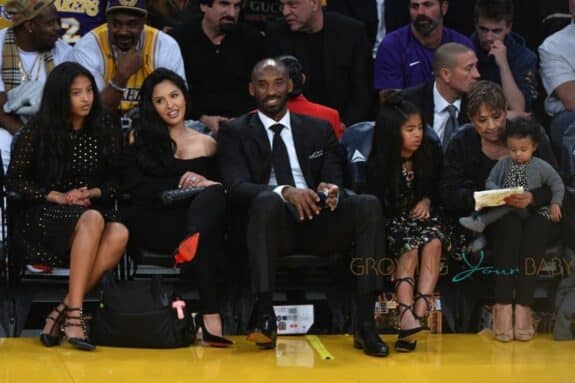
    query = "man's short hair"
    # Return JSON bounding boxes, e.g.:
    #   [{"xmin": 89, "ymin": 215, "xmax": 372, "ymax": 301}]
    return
[
  {"xmin": 474, "ymin": 0, "xmax": 514, "ymax": 24},
  {"xmin": 409, "ymin": 0, "xmax": 448, "ymax": 6},
  {"xmin": 432, "ymin": 42, "xmax": 474, "ymax": 75},
  {"xmin": 199, "ymin": 0, "xmax": 215, "ymax": 6},
  {"xmin": 251, "ymin": 58, "xmax": 289, "ymax": 81}
]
